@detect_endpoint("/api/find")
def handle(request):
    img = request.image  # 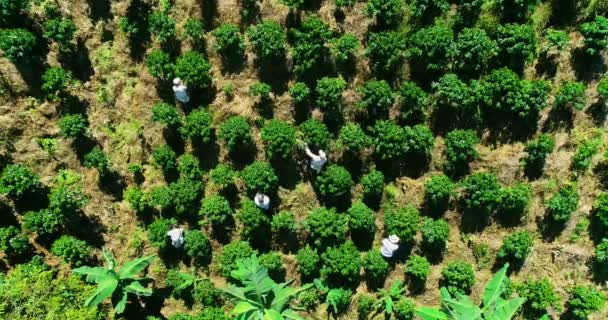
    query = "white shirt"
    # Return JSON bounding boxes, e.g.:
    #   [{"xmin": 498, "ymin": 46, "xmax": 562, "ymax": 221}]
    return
[
  {"xmin": 172, "ymin": 84, "xmax": 190, "ymax": 103},
  {"xmin": 167, "ymin": 228, "xmax": 184, "ymax": 248},
  {"xmin": 305, "ymin": 147, "xmax": 327, "ymax": 173},
  {"xmin": 380, "ymin": 238, "xmax": 399, "ymax": 258},
  {"xmin": 254, "ymin": 193, "xmax": 270, "ymax": 210}
]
